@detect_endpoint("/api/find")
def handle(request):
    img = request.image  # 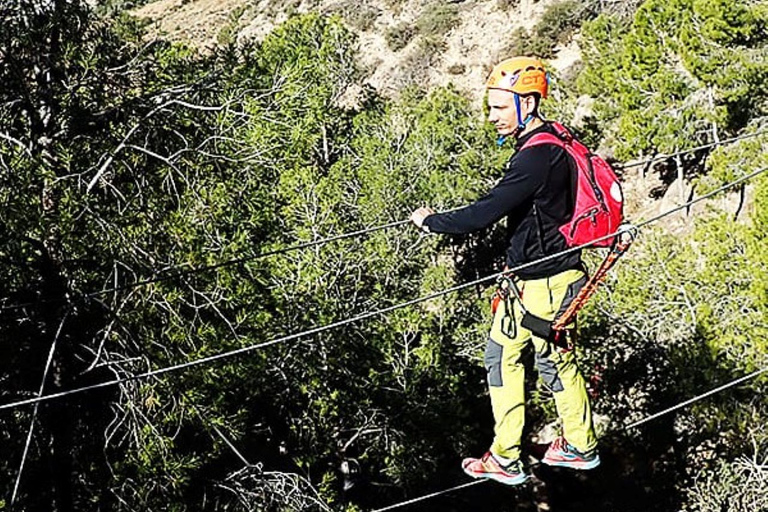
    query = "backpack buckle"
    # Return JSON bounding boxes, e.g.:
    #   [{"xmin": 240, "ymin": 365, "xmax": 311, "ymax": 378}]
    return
[{"xmin": 551, "ymin": 121, "xmax": 574, "ymax": 143}]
